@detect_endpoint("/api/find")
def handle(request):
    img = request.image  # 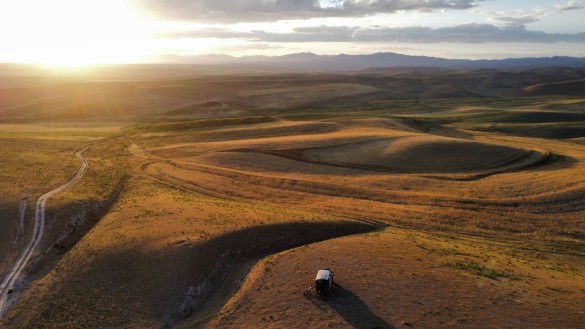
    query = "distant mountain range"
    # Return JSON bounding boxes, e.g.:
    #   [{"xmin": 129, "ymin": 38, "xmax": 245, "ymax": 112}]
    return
[
  {"xmin": 157, "ymin": 52, "xmax": 585, "ymax": 72},
  {"xmin": 1, "ymin": 52, "xmax": 584, "ymax": 78}
]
